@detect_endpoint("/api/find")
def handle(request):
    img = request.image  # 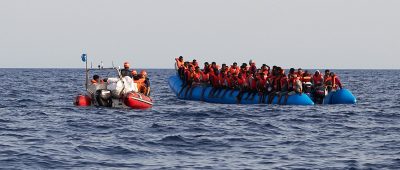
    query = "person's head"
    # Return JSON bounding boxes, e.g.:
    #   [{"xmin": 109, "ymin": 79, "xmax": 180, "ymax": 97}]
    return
[
  {"xmin": 262, "ymin": 64, "xmax": 267, "ymax": 69},
  {"xmin": 123, "ymin": 62, "xmax": 130, "ymax": 69},
  {"xmin": 195, "ymin": 66, "xmax": 200, "ymax": 72},
  {"xmin": 93, "ymin": 75, "xmax": 100, "ymax": 81},
  {"xmin": 131, "ymin": 70, "xmax": 138, "ymax": 76},
  {"xmin": 289, "ymin": 68, "xmax": 295, "ymax": 74},
  {"xmin": 279, "ymin": 68, "xmax": 285, "ymax": 75},
  {"xmin": 238, "ymin": 73, "xmax": 243, "ymax": 78},
  {"xmin": 222, "ymin": 63, "xmax": 226, "ymax": 68},
  {"xmin": 298, "ymin": 68, "xmax": 303, "ymax": 73},
  {"xmin": 140, "ymin": 70, "xmax": 147, "ymax": 77},
  {"xmin": 315, "ymin": 70, "xmax": 321, "ymax": 76},
  {"xmin": 330, "ymin": 72, "xmax": 335, "ymax": 76},
  {"xmin": 179, "ymin": 56, "xmax": 183, "ymax": 61},
  {"xmin": 304, "ymin": 70, "xmax": 309, "ymax": 76},
  {"xmin": 211, "ymin": 62, "xmax": 216, "ymax": 66},
  {"xmin": 233, "ymin": 62, "xmax": 237, "ymax": 67},
  {"xmin": 325, "ymin": 69, "xmax": 330, "ymax": 74},
  {"xmin": 192, "ymin": 59, "xmax": 197, "ymax": 65},
  {"xmin": 188, "ymin": 65, "xmax": 194, "ymax": 71},
  {"xmin": 184, "ymin": 61, "xmax": 189, "ymax": 66},
  {"xmin": 249, "ymin": 59, "xmax": 255, "ymax": 65},
  {"xmin": 204, "ymin": 62, "xmax": 209, "ymax": 67}
]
